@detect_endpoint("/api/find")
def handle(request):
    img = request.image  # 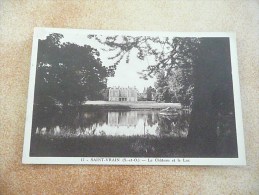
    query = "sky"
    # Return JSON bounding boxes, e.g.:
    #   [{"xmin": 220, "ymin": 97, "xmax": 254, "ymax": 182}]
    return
[{"xmin": 54, "ymin": 33, "xmax": 156, "ymax": 92}]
